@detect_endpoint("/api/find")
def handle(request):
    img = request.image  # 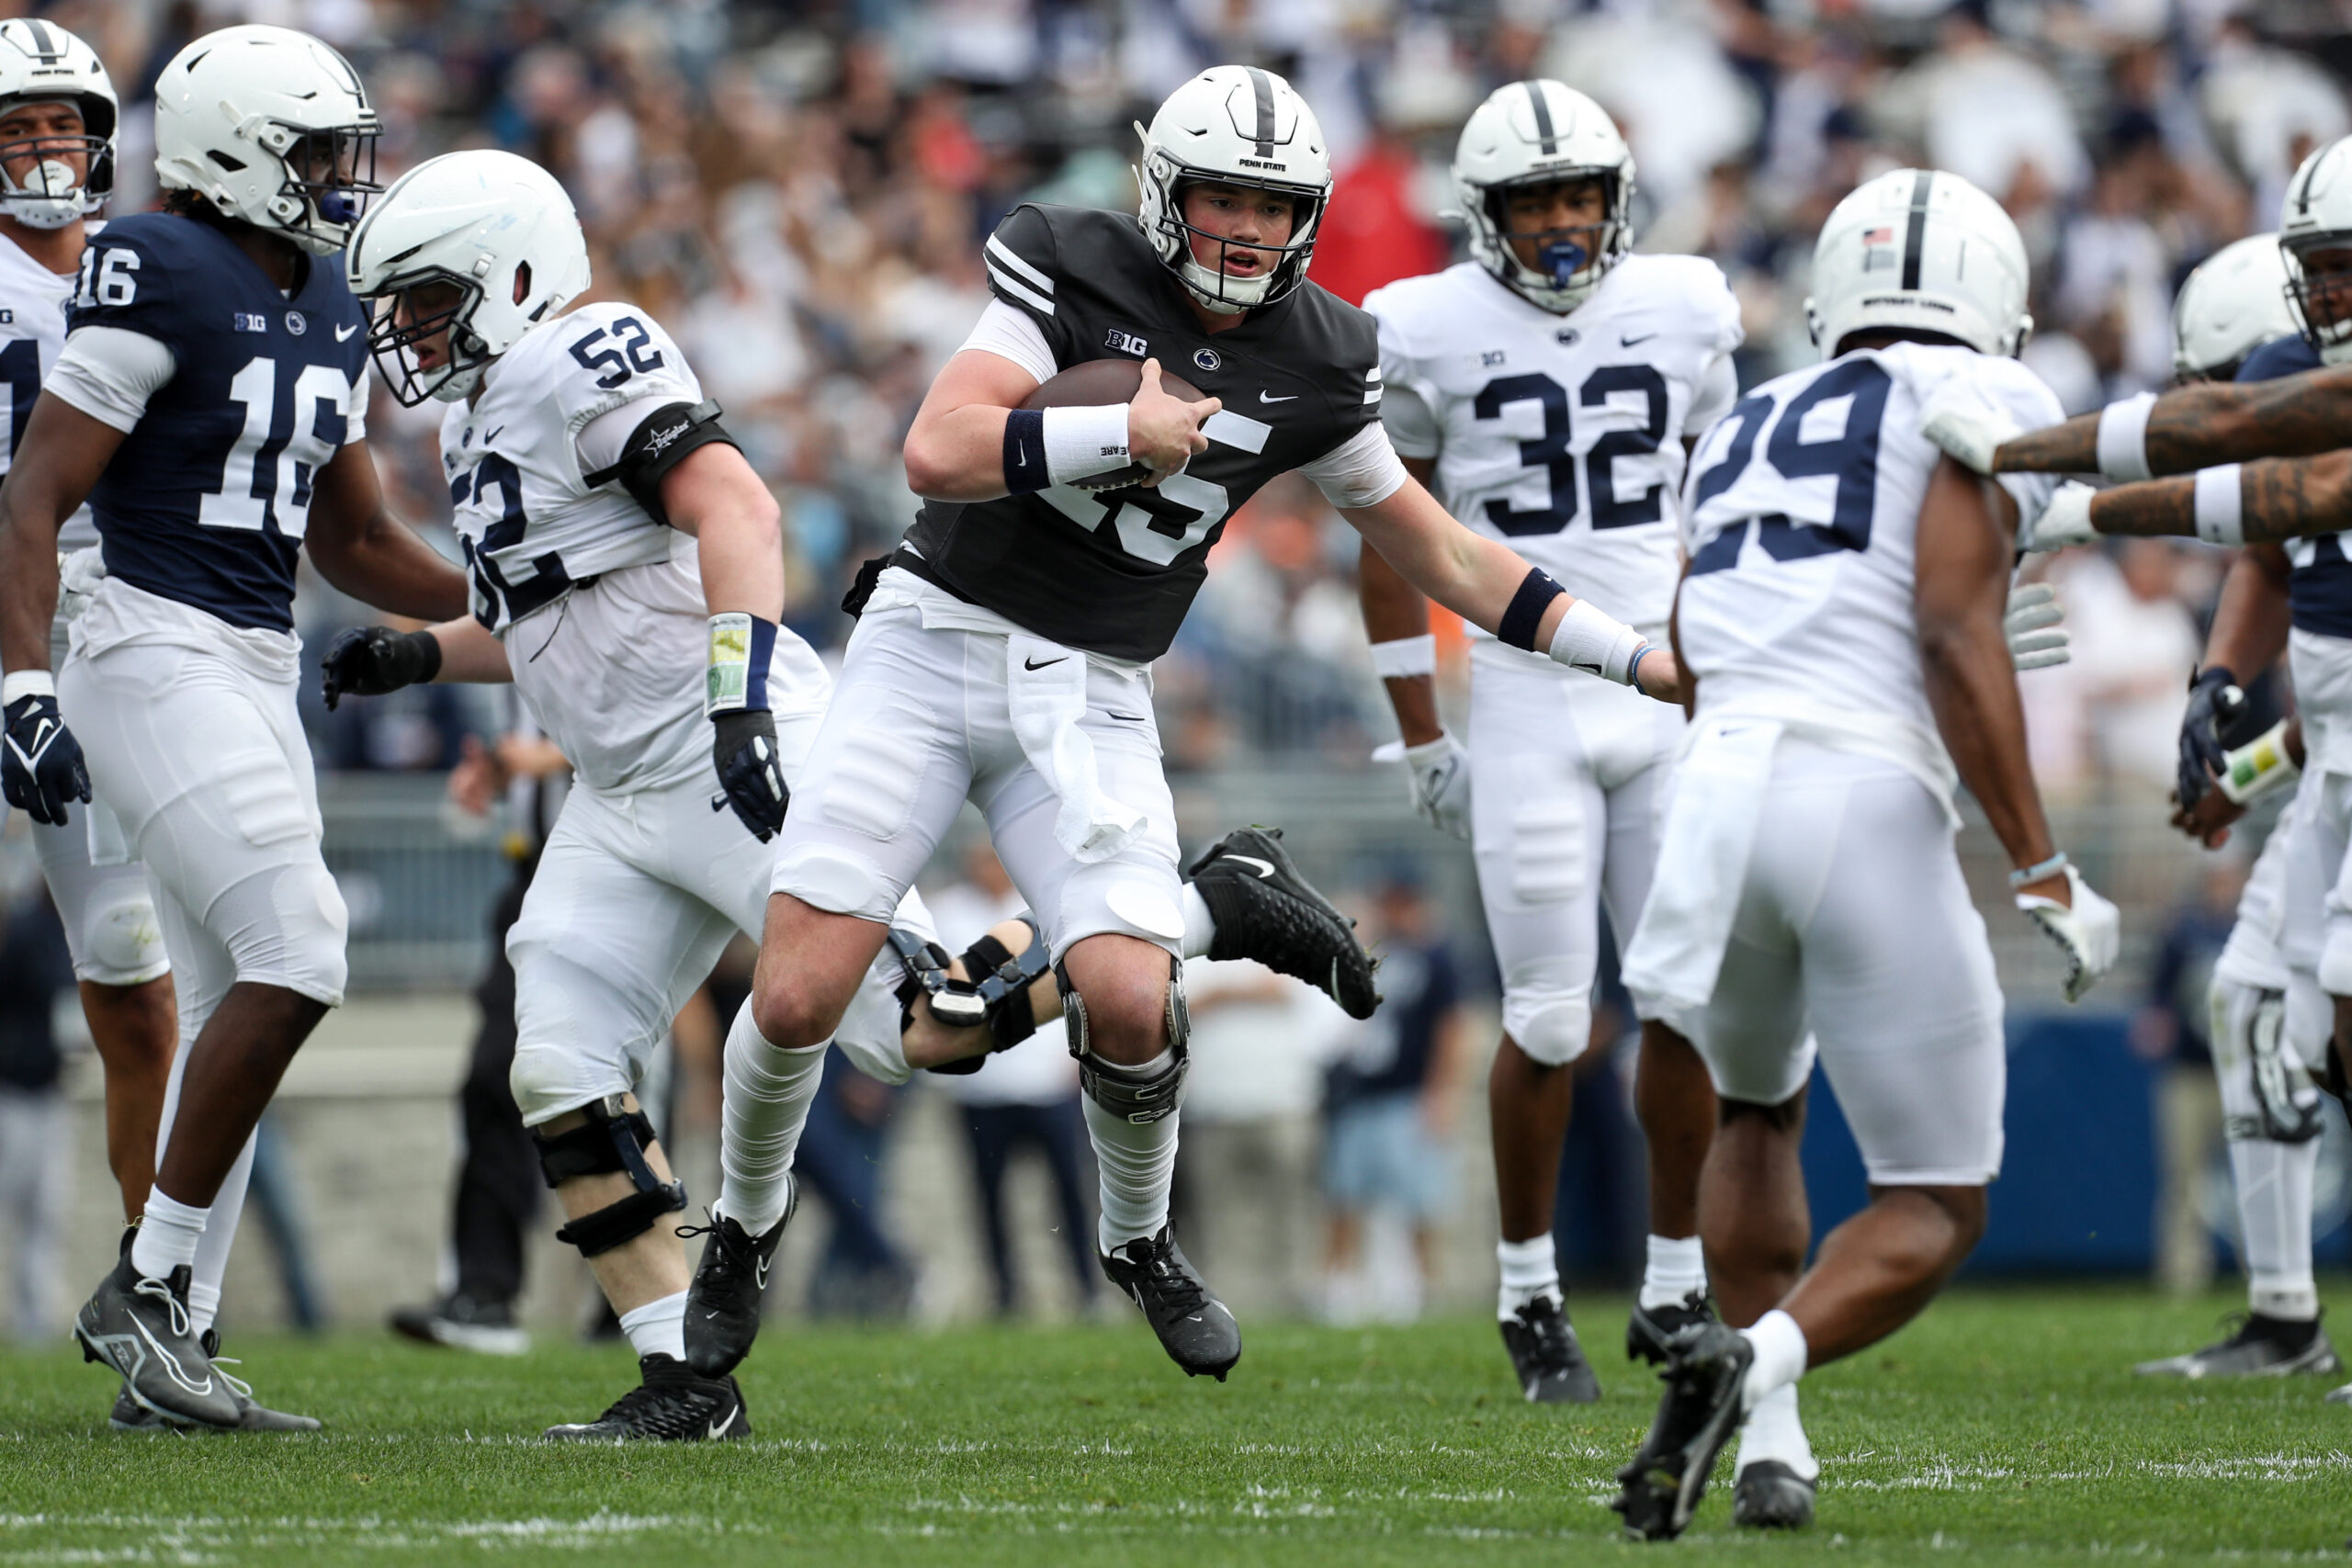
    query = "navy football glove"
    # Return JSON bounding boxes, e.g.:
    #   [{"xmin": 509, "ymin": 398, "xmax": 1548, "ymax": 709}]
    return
[
  {"xmin": 2176, "ymin": 666, "xmax": 2244, "ymax": 813},
  {"xmin": 3, "ymin": 691, "xmax": 90, "ymax": 827},
  {"xmin": 322, "ymin": 626, "xmax": 442, "ymax": 711},
  {"xmin": 712, "ymin": 709, "xmax": 788, "ymax": 842}
]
